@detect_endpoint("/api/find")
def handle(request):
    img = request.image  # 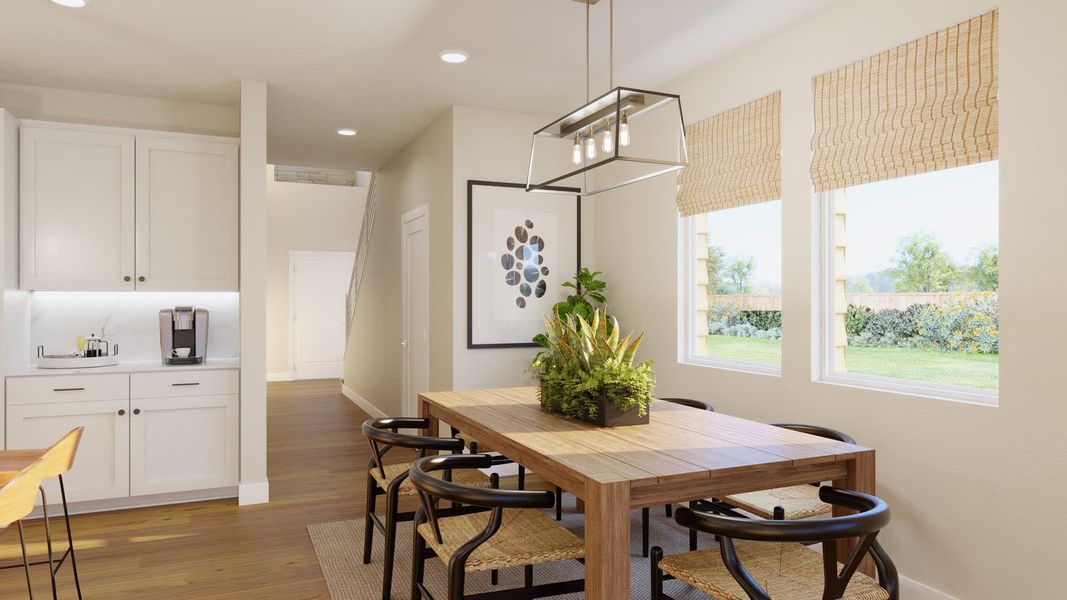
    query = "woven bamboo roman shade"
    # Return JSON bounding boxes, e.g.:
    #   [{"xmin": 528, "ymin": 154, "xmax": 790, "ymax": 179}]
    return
[
  {"xmin": 810, "ymin": 10, "xmax": 998, "ymax": 192},
  {"xmin": 676, "ymin": 91, "xmax": 781, "ymax": 217}
]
